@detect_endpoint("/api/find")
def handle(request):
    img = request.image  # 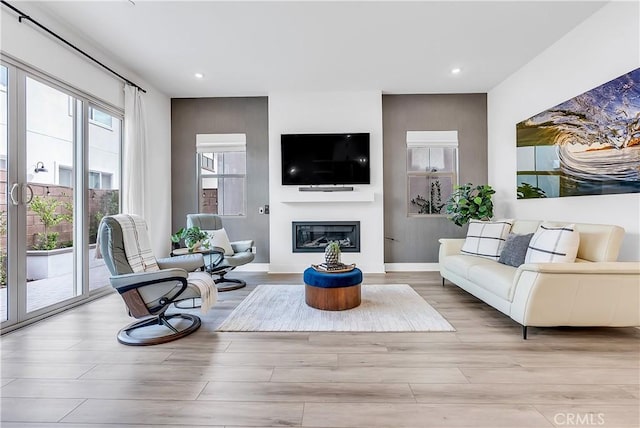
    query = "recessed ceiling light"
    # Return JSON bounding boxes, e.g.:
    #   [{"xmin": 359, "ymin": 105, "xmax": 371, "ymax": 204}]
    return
[
  {"xmin": 194, "ymin": 73, "xmax": 204, "ymax": 79},
  {"xmin": 451, "ymin": 68, "xmax": 461, "ymax": 74}
]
